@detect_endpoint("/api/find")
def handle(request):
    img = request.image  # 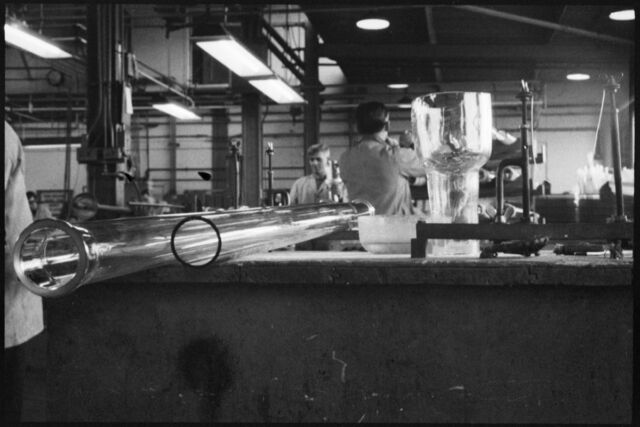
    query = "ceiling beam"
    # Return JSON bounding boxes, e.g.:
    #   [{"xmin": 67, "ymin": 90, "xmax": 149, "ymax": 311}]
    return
[
  {"xmin": 452, "ymin": 5, "xmax": 633, "ymax": 46},
  {"xmin": 319, "ymin": 44, "xmax": 631, "ymax": 65},
  {"xmin": 547, "ymin": 5, "xmax": 567, "ymax": 43}
]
